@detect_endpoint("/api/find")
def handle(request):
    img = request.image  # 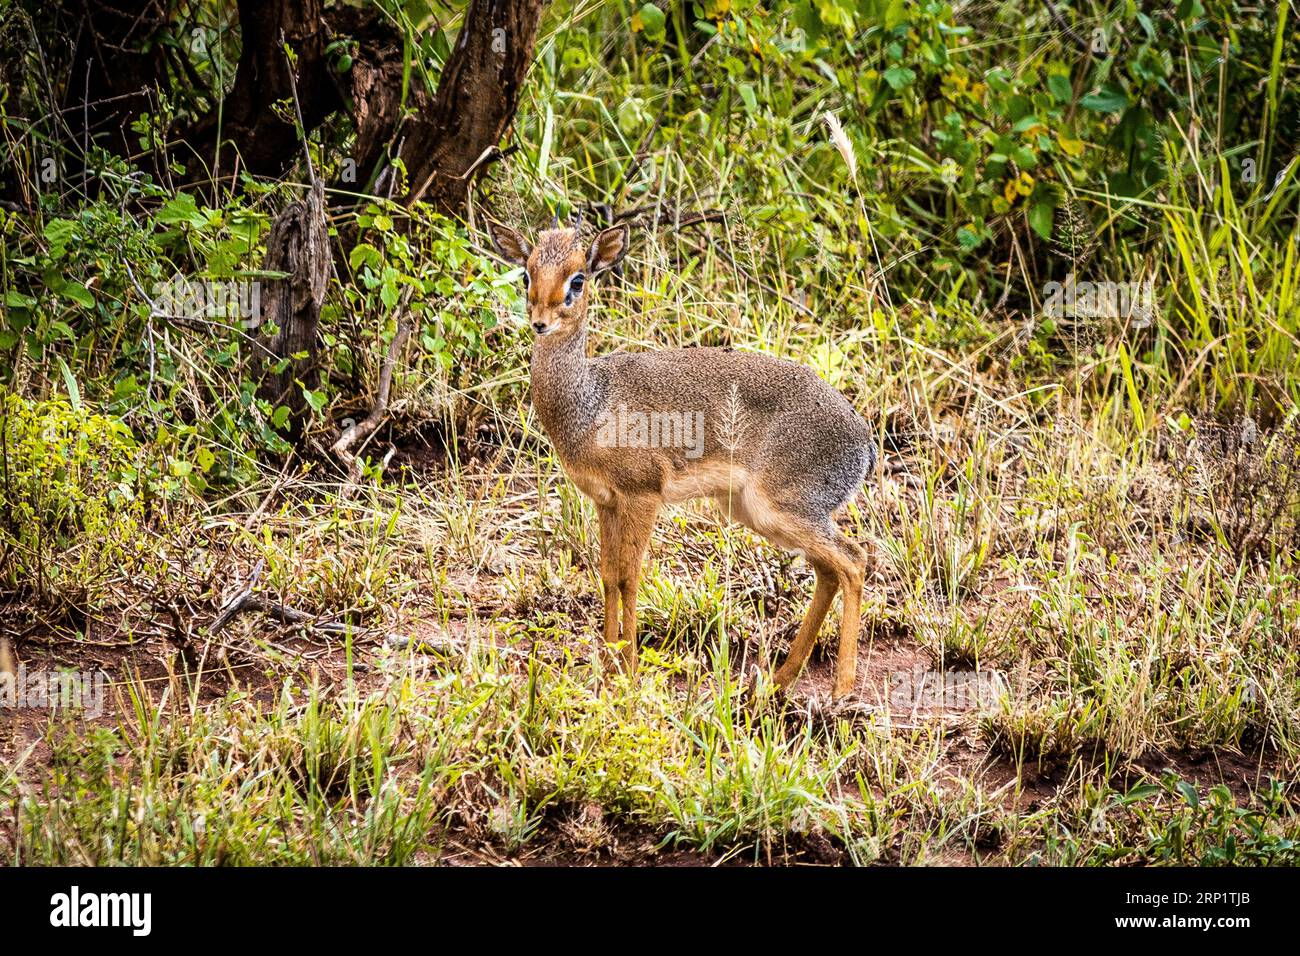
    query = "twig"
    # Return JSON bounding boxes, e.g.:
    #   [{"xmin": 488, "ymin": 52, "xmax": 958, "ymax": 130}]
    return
[
  {"xmin": 408, "ymin": 143, "xmax": 519, "ymax": 210},
  {"xmin": 210, "ymin": 558, "xmax": 370, "ymax": 638},
  {"xmin": 281, "ymin": 31, "xmax": 317, "ymax": 185},
  {"xmin": 331, "ymin": 285, "xmax": 416, "ymax": 478},
  {"xmin": 385, "ymin": 632, "xmax": 523, "ymax": 657},
  {"xmin": 243, "ymin": 453, "xmax": 298, "ymax": 531}
]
